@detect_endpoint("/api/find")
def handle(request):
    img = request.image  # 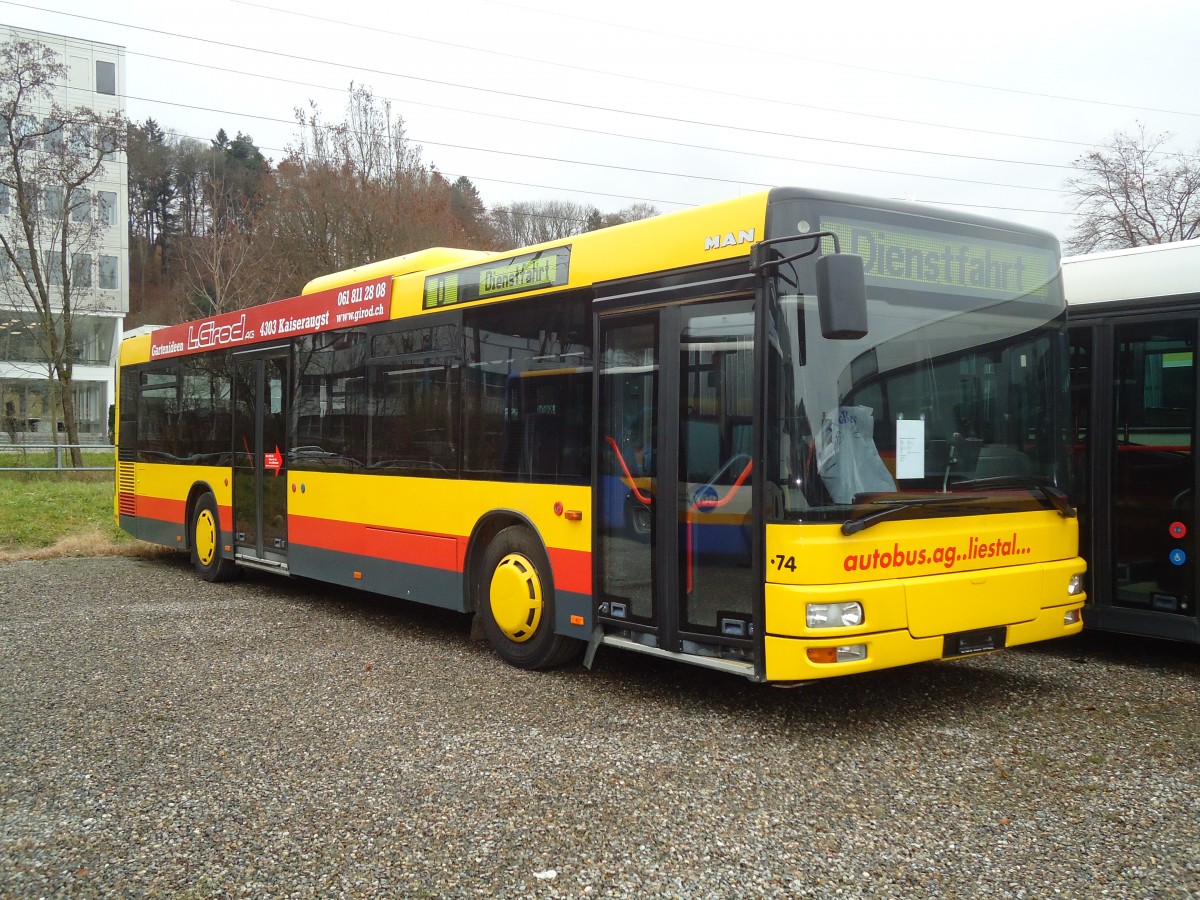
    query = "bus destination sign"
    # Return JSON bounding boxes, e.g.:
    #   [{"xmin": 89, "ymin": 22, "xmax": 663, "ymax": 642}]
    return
[
  {"xmin": 821, "ymin": 218, "xmax": 1057, "ymax": 300},
  {"xmin": 149, "ymin": 277, "xmax": 393, "ymax": 361},
  {"xmin": 424, "ymin": 246, "xmax": 571, "ymax": 309}
]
